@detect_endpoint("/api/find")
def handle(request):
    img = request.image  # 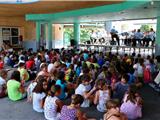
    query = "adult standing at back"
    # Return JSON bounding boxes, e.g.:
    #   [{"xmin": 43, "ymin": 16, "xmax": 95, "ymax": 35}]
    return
[
  {"xmin": 110, "ymin": 26, "xmax": 120, "ymax": 45},
  {"xmin": 134, "ymin": 29, "xmax": 143, "ymax": 46},
  {"xmin": 149, "ymin": 28, "xmax": 156, "ymax": 46}
]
